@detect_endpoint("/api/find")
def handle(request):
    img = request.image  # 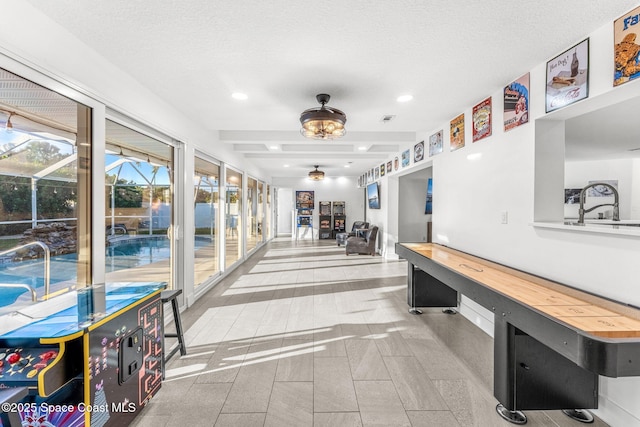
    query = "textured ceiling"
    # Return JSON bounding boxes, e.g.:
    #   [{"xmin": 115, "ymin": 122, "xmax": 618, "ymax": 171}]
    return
[{"xmin": 22, "ymin": 0, "xmax": 640, "ymax": 178}]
